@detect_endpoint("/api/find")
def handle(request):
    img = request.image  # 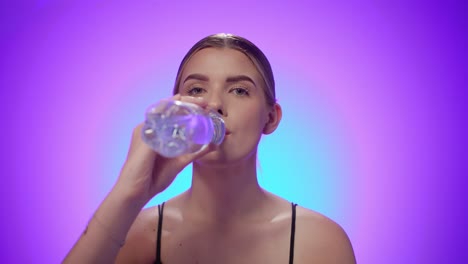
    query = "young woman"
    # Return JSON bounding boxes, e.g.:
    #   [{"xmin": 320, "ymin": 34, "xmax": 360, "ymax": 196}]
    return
[{"xmin": 64, "ymin": 33, "xmax": 356, "ymax": 264}]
